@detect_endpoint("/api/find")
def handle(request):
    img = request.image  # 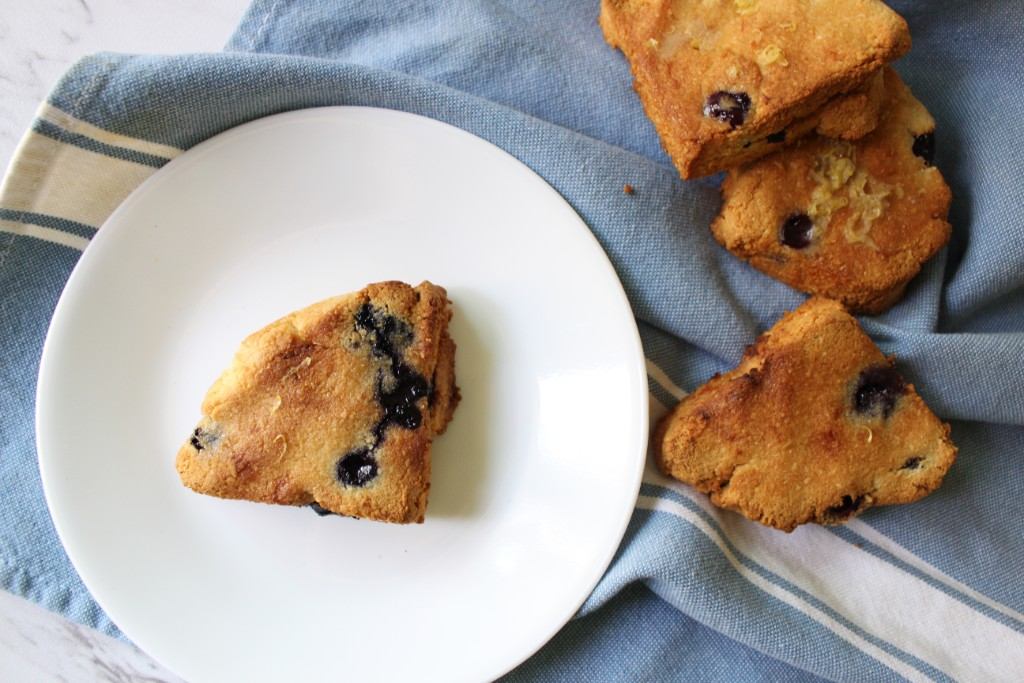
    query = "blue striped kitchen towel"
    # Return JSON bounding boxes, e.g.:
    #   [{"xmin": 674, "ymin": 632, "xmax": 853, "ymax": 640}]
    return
[{"xmin": 2, "ymin": 1, "xmax": 1023, "ymax": 680}]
